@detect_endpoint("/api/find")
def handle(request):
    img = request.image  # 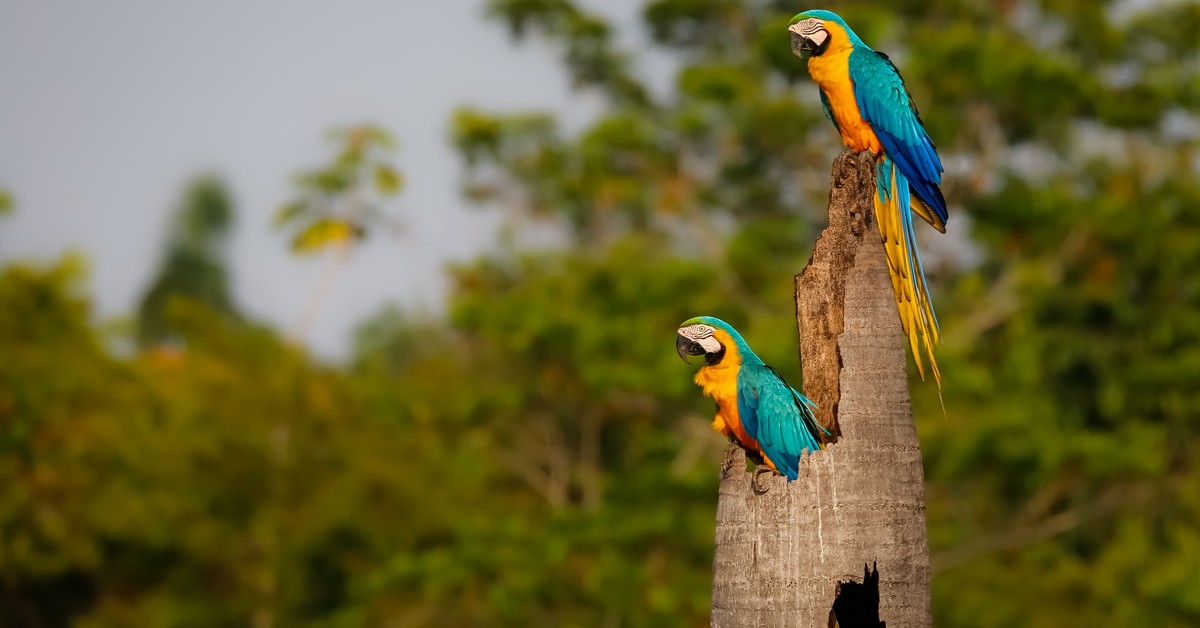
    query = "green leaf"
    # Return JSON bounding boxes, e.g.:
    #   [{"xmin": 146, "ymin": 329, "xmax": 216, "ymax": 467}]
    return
[
  {"xmin": 0, "ymin": 189, "xmax": 12, "ymax": 215},
  {"xmin": 272, "ymin": 201, "xmax": 307, "ymax": 229},
  {"xmin": 374, "ymin": 165, "xmax": 404, "ymax": 196}
]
